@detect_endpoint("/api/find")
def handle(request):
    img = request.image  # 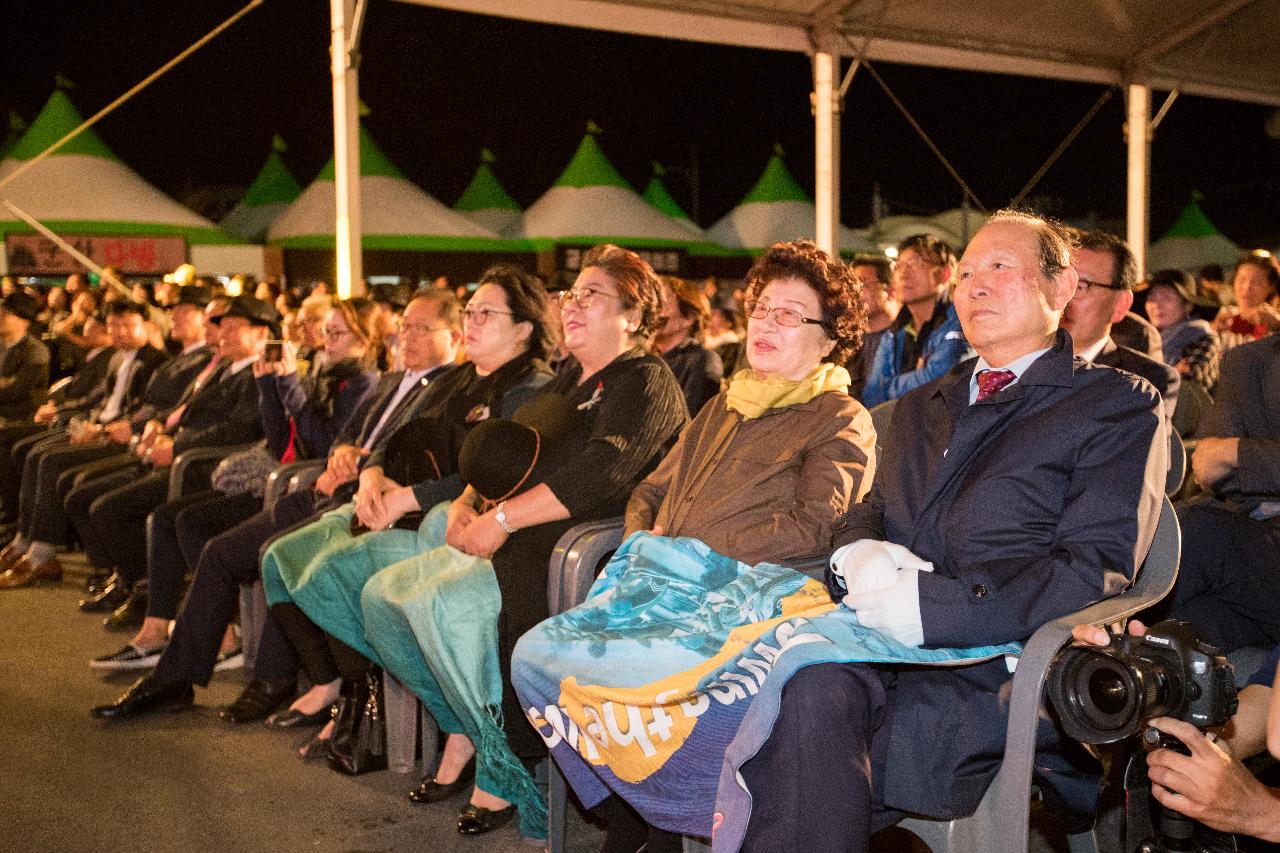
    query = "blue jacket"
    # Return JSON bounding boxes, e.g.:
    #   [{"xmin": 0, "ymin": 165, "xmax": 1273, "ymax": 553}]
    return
[{"xmin": 861, "ymin": 294, "xmax": 970, "ymax": 408}]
